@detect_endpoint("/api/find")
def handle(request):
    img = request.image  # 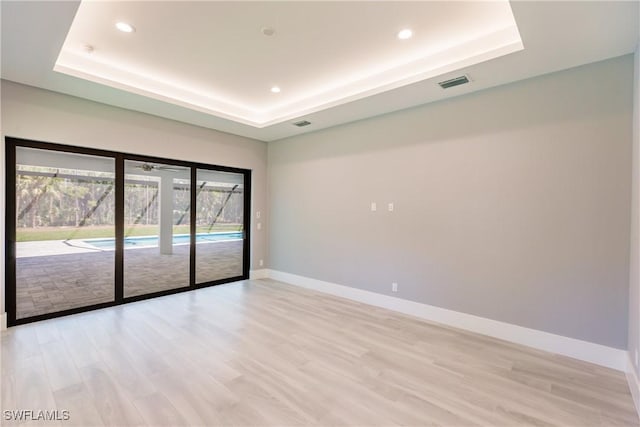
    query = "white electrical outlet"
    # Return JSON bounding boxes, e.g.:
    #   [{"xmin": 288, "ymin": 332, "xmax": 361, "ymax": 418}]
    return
[
  {"xmin": 257, "ymin": 222, "xmax": 262, "ymax": 230},
  {"xmin": 388, "ymin": 202, "xmax": 394, "ymax": 212},
  {"xmin": 392, "ymin": 282, "xmax": 398, "ymax": 292},
  {"xmin": 371, "ymin": 202, "xmax": 377, "ymax": 212},
  {"xmin": 256, "ymin": 211, "xmax": 261, "ymax": 219},
  {"xmin": 259, "ymin": 259, "xmax": 264, "ymax": 267}
]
